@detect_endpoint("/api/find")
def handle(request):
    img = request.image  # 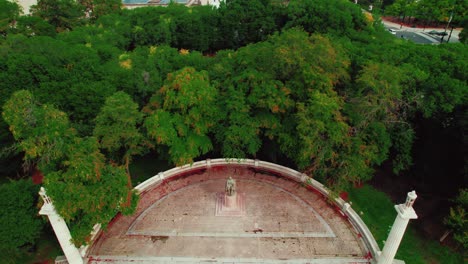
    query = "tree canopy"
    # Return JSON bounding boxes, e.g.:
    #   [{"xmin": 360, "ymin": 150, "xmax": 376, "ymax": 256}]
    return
[
  {"xmin": 0, "ymin": 179, "xmax": 44, "ymax": 251},
  {"xmin": 3, "ymin": 90, "xmax": 137, "ymax": 245},
  {"xmin": 0, "ymin": 0, "xmax": 466, "ymax": 248}
]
